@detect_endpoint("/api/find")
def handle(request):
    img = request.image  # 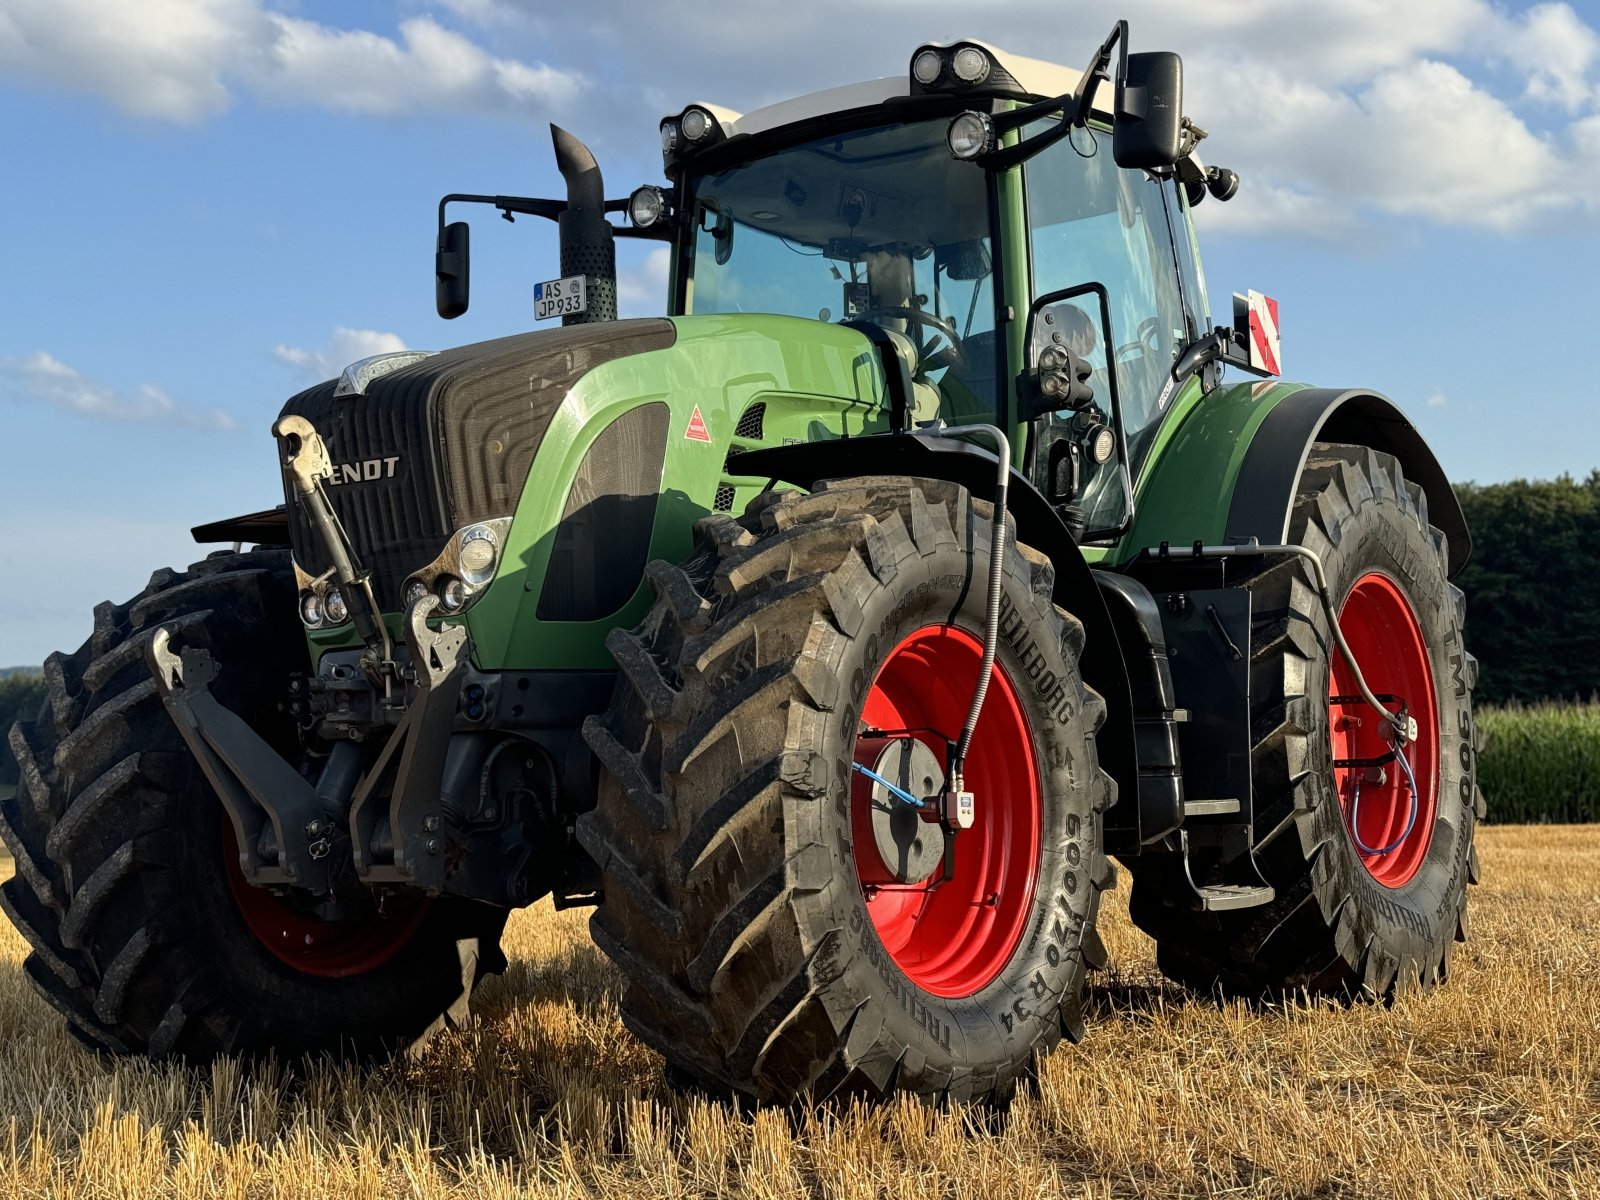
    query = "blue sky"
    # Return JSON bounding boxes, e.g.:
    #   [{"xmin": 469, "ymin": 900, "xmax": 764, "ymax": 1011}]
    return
[{"xmin": 1, "ymin": 0, "xmax": 1597, "ymax": 665}]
